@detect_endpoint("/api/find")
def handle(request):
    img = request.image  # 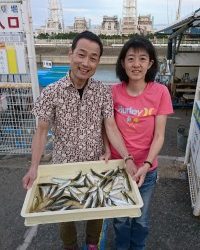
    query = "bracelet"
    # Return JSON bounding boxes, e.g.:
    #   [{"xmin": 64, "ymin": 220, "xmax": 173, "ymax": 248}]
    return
[
  {"xmin": 144, "ymin": 161, "xmax": 153, "ymax": 168},
  {"xmin": 124, "ymin": 154, "xmax": 134, "ymax": 163}
]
